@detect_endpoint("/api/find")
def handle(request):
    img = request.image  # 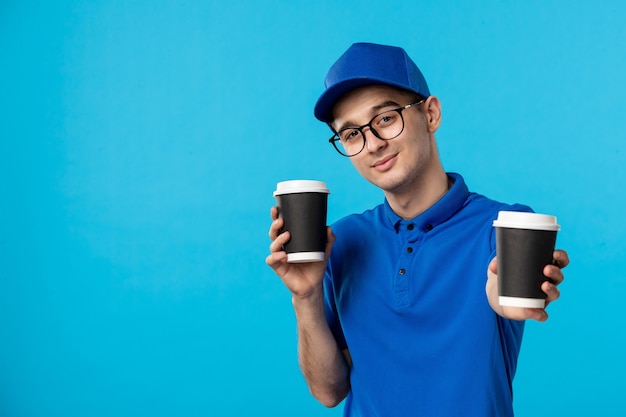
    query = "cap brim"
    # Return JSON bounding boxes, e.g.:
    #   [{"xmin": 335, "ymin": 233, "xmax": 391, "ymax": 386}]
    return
[{"xmin": 314, "ymin": 77, "xmax": 421, "ymax": 123}]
